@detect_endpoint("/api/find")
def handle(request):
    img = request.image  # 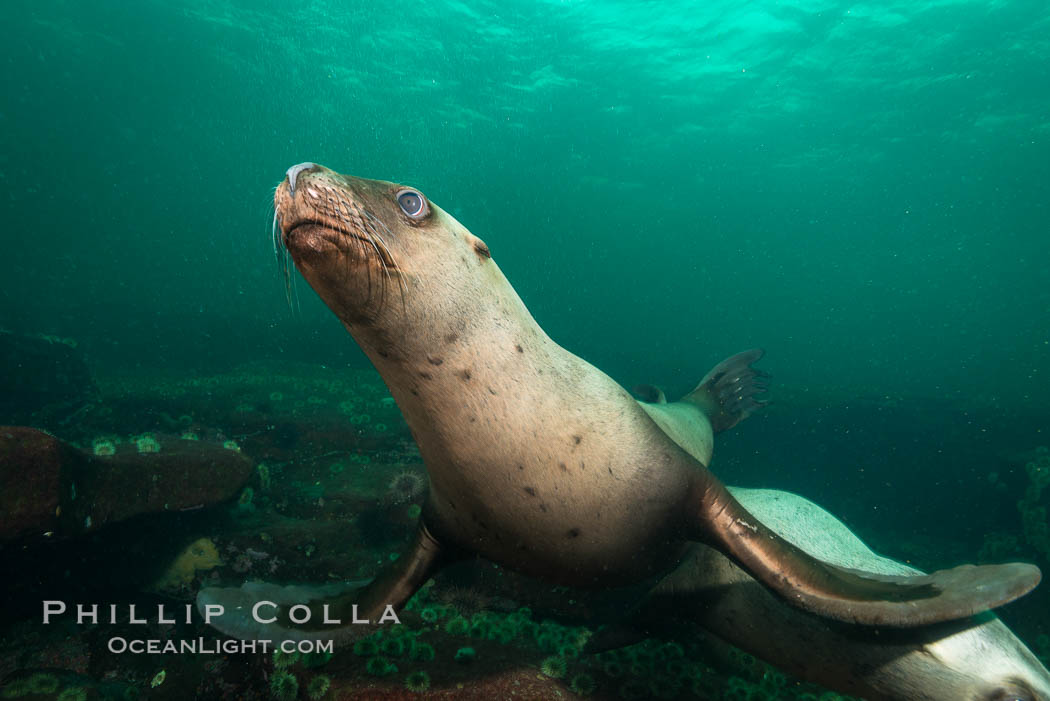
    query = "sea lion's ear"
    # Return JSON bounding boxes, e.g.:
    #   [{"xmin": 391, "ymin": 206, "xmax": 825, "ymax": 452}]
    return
[
  {"xmin": 467, "ymin": 235, "xmax": 491, "ymax": 260},
  {"xmin": 690, "ymin": 479, "xmax": 1042, "ymax": 627}
]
